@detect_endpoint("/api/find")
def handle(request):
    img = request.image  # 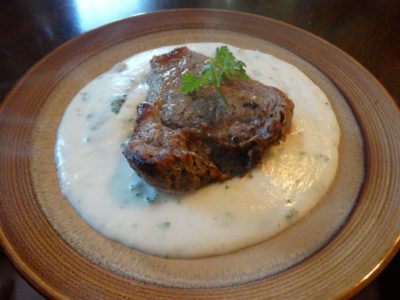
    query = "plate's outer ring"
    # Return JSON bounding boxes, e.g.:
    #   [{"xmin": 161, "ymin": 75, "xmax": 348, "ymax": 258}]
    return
[{"xmin": 0, "ymin": 9, "xmax": 399, "ymax": 299}]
